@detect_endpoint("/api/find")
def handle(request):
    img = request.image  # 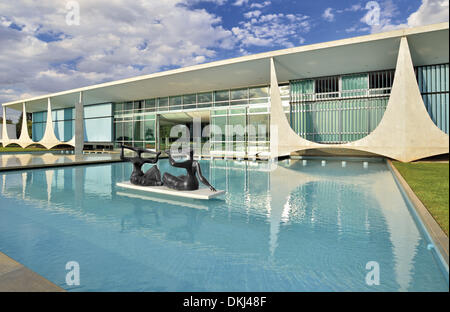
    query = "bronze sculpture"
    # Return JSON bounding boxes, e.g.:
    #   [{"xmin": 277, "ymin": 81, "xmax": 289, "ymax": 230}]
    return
[
  {"xmin": 120, "ymin": 144, "xmax": 163, "ymax": 186},
  {"xmin": 162, "ymin": 149, "xmax": 217, "ymax": 192}
]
